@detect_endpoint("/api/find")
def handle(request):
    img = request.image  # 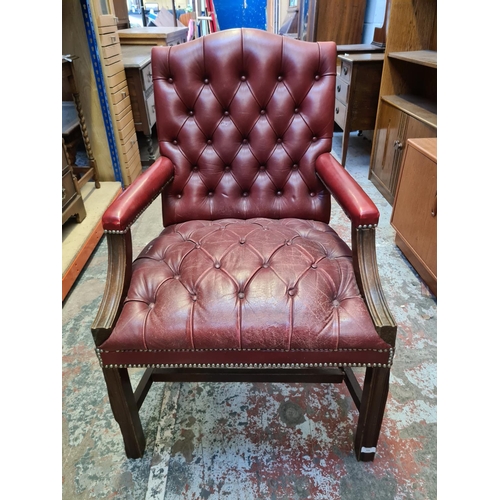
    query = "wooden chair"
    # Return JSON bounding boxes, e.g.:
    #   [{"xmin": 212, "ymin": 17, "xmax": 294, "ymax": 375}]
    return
[{"xmin": 91, "ymin": 28, "xmax": 397, "ymax": 462}]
